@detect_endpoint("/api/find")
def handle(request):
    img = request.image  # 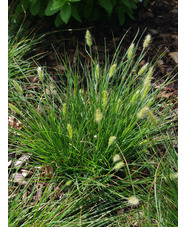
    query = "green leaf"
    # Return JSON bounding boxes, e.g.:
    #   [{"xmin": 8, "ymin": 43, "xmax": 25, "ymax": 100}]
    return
[
  {"xmin": 60, "ymin": 3, "xmax": 71, "ymax": 24},
  {"xmin": 30, "ymin": 0, "xmax": 41, "ymax": 16},
  {"xmin": 71, "ymin": 5, "xmax": 81, "ymax": 22},
  {"xmin": 121, "ymin": 0, "xmax": 137, "ymax": 9},
  {"xmin": 51, "ymin": 0, "xmax": 66, "ymax": 11},
  {"xmin": 69, "ymin": 0, "xmax": 81, "ymax": 2},
  {"xmin": 55, "ymin": 13, "xmax": 63, "ymax": 27},
  {"xmin": 45, "ymin": 1, "xmax": 60, "ymax": 16},
  {"xmin": 98, "ymin": 0, "xmax": 113, "ymax": 14},
  {"xmin": 29, "ymin": 0, "xmax": 37, "ymax": 4},
  {"xmin": 116, "ymin": 7, "xmax": 125, "ymax": 25}
]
